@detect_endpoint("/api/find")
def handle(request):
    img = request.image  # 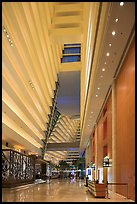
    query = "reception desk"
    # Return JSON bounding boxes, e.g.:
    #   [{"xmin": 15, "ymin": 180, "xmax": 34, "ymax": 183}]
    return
[{"xmin": 88, "ymin": 181, "xmax": 106, "ymax": 198}]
